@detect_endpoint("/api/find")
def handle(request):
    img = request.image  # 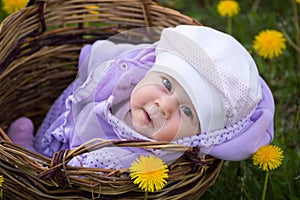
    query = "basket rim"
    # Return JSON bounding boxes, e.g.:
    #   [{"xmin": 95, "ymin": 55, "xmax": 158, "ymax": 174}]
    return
[{"xmin": 0, "ymin": 0, "xmax": 219, "ymax": 199}]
